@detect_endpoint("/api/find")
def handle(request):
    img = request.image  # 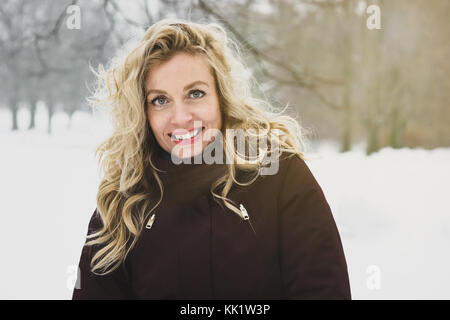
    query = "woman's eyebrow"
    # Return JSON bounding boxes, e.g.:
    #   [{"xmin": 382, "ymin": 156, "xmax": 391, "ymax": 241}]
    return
[
  {"xmin": 183, "ymin": 80, "xmax": 209, "ymax": 91},
  {"xmin": 146, "ymin": 80, "xmax": 209, "ymax": 97}
]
